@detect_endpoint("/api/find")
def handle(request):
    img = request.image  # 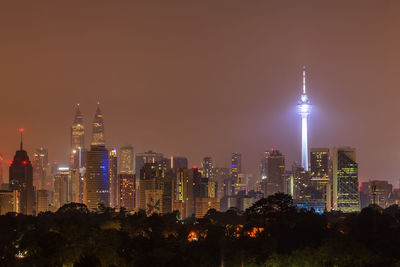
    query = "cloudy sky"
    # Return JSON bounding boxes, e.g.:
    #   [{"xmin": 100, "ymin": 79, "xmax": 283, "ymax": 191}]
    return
[{"xmin": 1, "ymin": 1, "xmax": 400, "ymax": 185}]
